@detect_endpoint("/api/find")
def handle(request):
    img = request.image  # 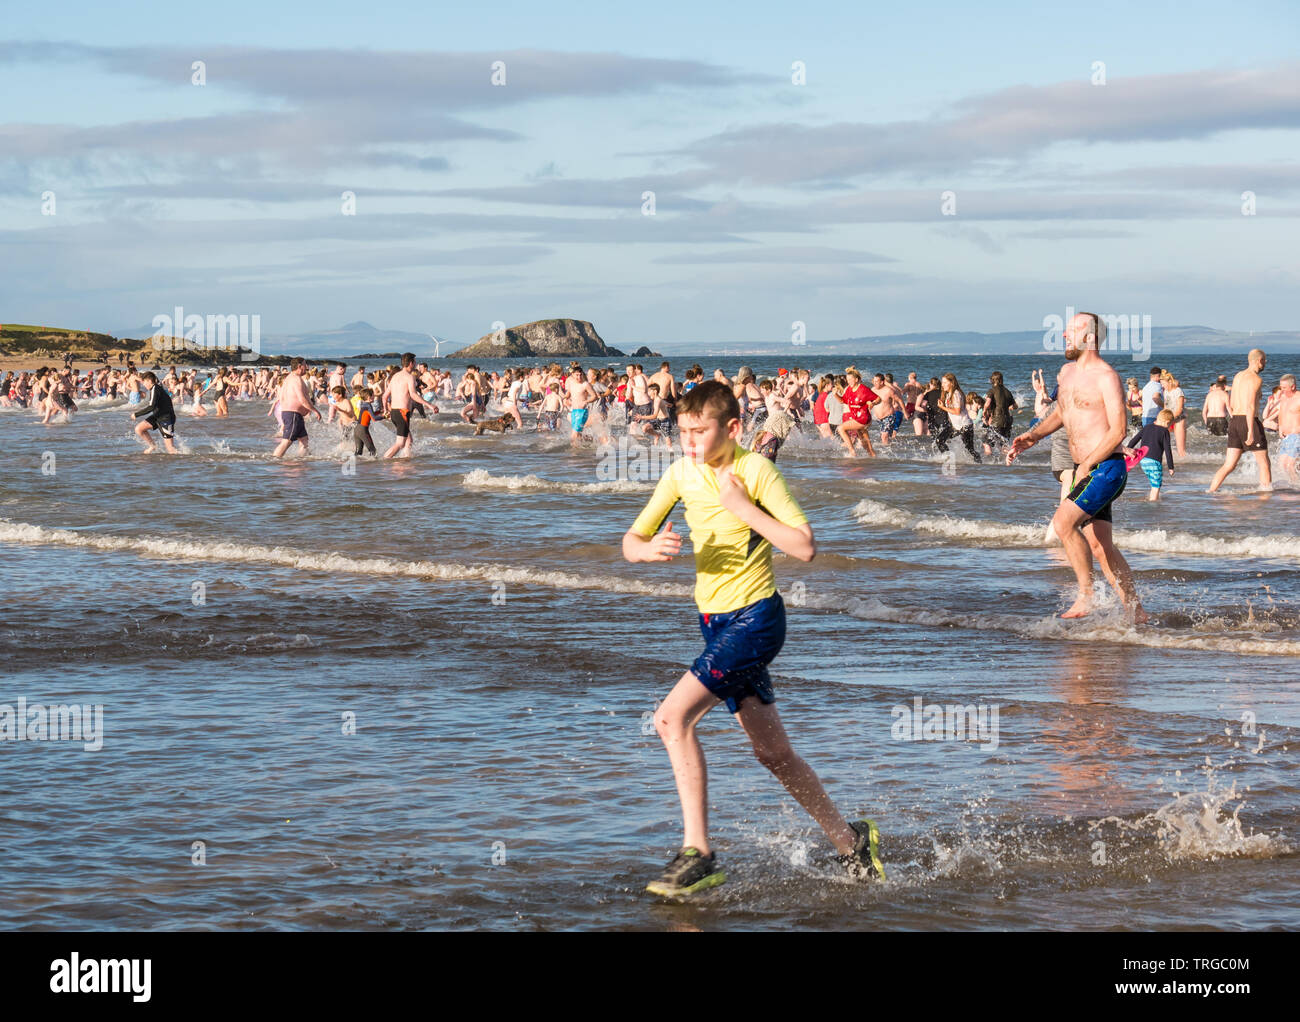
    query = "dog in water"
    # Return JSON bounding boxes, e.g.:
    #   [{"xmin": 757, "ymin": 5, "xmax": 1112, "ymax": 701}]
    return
[{"xmin": 473, "ymin": 415, "xmax": 517, "ymax": 436}]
